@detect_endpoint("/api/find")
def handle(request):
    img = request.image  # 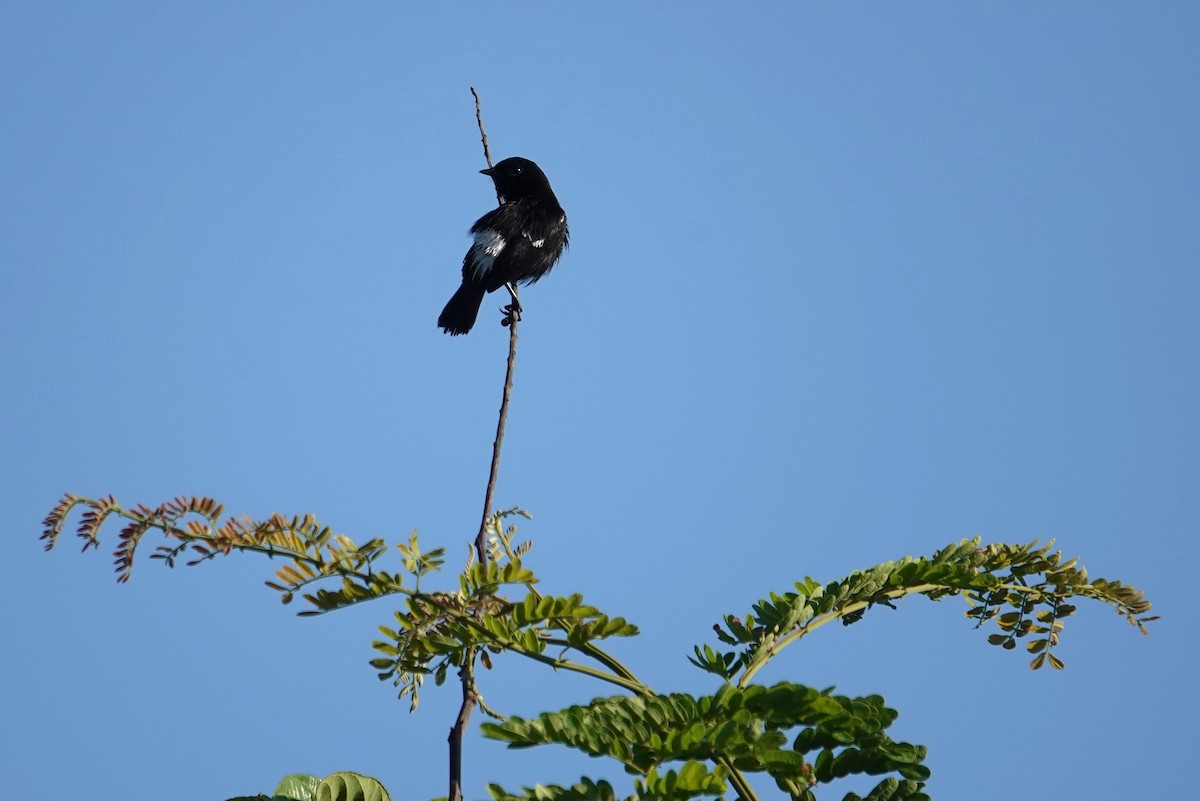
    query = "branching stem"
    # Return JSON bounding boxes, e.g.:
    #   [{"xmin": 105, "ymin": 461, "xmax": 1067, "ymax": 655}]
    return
[{"xmin": 720, "ymin": 756, "xmax": 763, "ymax": 801}]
